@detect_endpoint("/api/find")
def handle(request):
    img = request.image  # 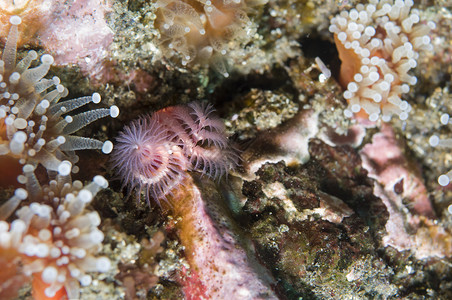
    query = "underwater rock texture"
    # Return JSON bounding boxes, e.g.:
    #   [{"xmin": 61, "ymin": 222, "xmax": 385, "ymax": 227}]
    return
[
  {"xmin": 241, "ymin": 143, "xmax": 393, "ymax": 298},
  {"xmin": 1, "ymin": 0, "xmax": 452, "ymax": 299}
]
